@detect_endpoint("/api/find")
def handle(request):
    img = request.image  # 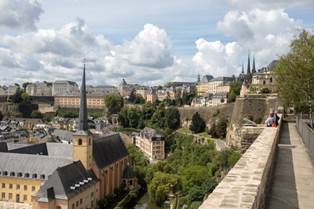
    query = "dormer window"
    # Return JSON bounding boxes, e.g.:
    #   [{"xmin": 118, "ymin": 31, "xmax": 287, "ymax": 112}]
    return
[
  {"xmin": 10, "ymin": 172, "xmax": 15, "ymax": 176},
  {"xmin": 17, "ymin": 172, "xmax": 23, "ymax": 177},
  {"xmin": 32, "ymin": 174, "xmax": 38, "ymax": 179},
  {"xmin": 40, "ymin": 174, "xmax": 45, "ymax": 179},
  {"xmin": 24, "ymin": 173, "xmax": 30, "ymax": 178},
  {"xmin": 3, "ymin": 171, "xmax": 8, "ymax": 176}
]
